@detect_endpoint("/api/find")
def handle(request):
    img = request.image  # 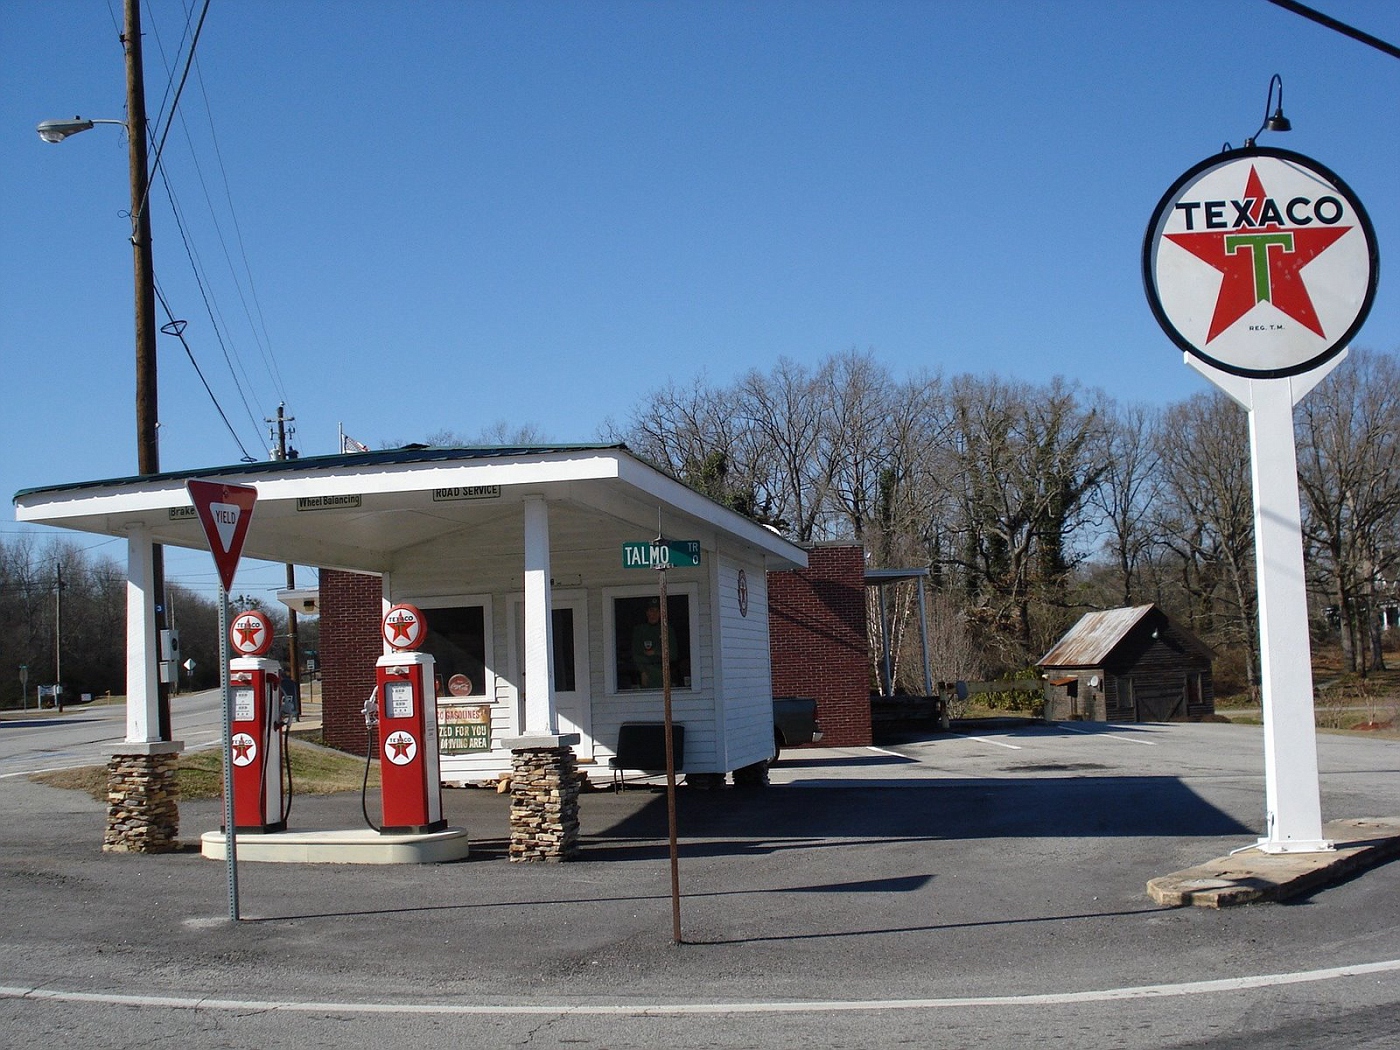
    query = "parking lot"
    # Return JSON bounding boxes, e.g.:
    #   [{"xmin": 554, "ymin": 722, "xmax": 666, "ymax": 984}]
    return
[{"xmin": 5, "ymin": 719, "xmax": 1400, "ymax": 1048}]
